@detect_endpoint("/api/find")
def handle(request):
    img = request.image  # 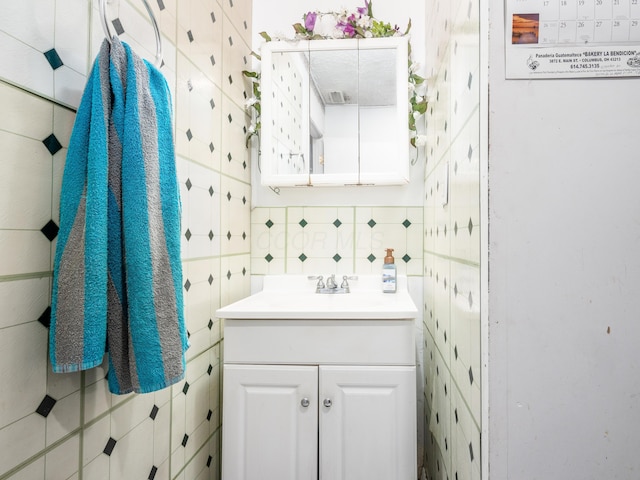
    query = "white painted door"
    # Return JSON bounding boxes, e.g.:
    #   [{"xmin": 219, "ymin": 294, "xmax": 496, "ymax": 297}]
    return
[
  {"xmin": 222, "ymin": 364, "xmax": 318, "ymax": 480},
  {"xmin": 319, "ymin": 365, "xmax": 417, "ymax": 480}
]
